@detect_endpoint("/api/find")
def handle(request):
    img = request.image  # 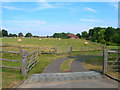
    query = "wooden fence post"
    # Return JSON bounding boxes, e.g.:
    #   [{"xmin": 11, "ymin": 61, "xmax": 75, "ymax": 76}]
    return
[
  {"xmin": 19, "ymin": 46, "xmax": 22, "ymax": 73},
  {"xmin": 37, "ymin": 48, "xmax": 39, "ymax": 62},
  {"xmin": 38, "ymin": 47, "xmax": 40, "ymax": 56},
  {"xmin": 21, "ymin": 50, "xmax": 27, "ymax": 78},
  {"xmin": 54, "ymin": 46, "xmax": 57, "ymax": 54},
  {"xmin": 103, "ymin": 47, "xmax": 108, "ymax": 74},
  {"xmin": 70, "ymin": 45, "xmax": 72, "ymax": 54}
]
